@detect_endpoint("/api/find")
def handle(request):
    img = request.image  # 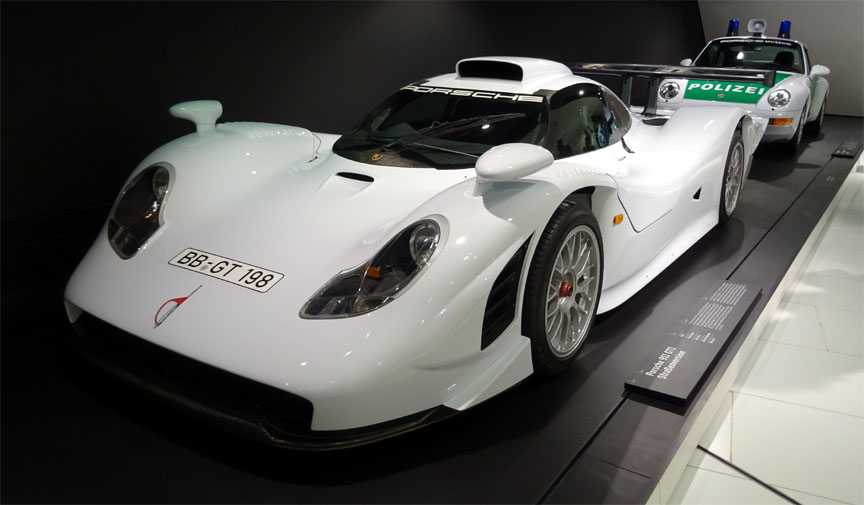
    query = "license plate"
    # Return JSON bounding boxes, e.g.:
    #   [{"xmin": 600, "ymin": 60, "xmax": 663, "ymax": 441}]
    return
[{"xmin": 169, "ymin": 248, "xmax": 284, "ymax": 293}]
